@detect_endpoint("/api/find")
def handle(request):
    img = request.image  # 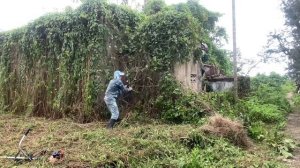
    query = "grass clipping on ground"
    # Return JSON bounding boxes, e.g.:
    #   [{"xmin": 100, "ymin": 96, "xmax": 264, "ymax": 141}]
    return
[
  {"xmin": 201, "ymin": 114, "xmax": 252, "ymax": 148},
  {"xmin": 0, "ymin": 114, "xmax": 281, "ymax": 167}
]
